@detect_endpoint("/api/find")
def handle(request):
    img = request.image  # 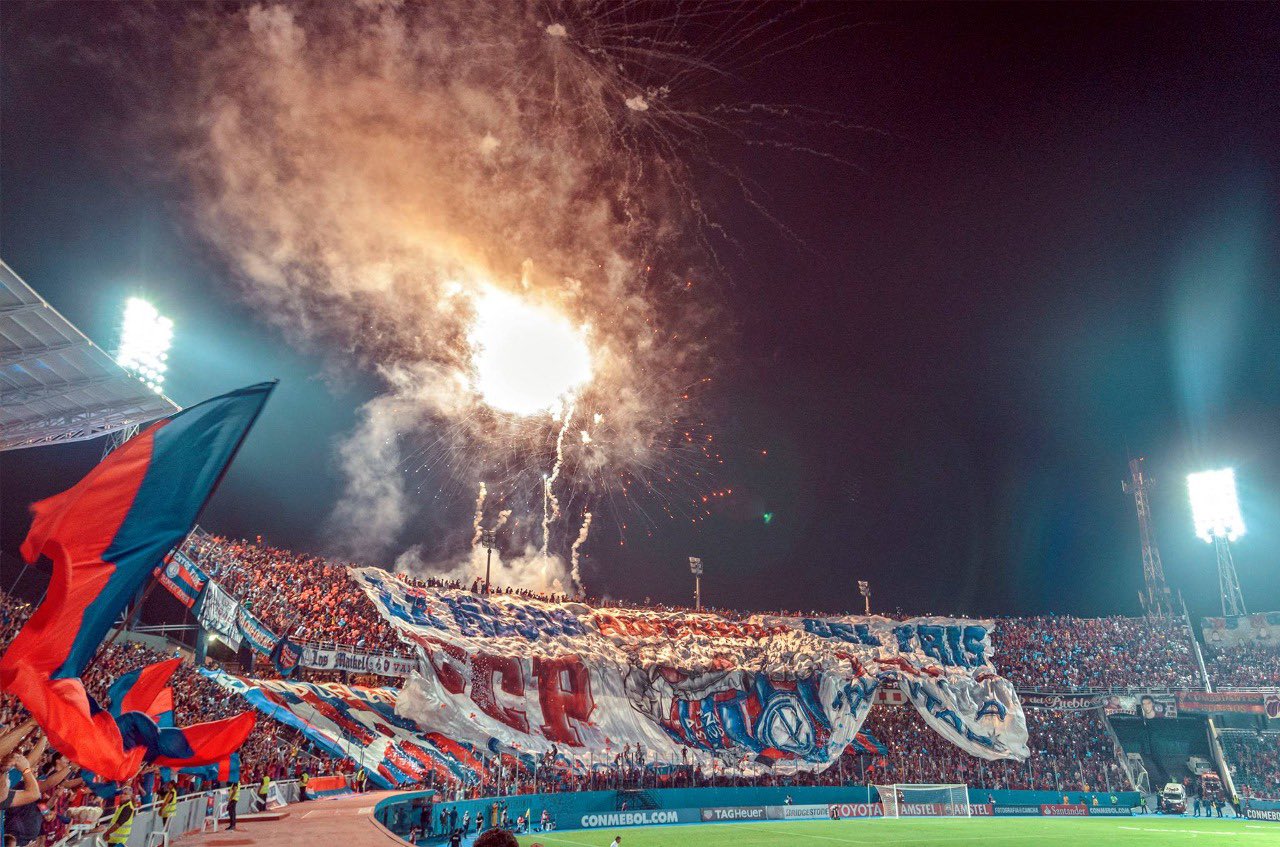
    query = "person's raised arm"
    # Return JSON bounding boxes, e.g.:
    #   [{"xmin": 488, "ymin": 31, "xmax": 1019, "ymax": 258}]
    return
[
  {"xmin": 5, "ymin": 751, "xmax": 42, "ymax": 806},
  {"xmin": 0, "ymin": 719, "xmax": 37, "ymax": 760}
]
